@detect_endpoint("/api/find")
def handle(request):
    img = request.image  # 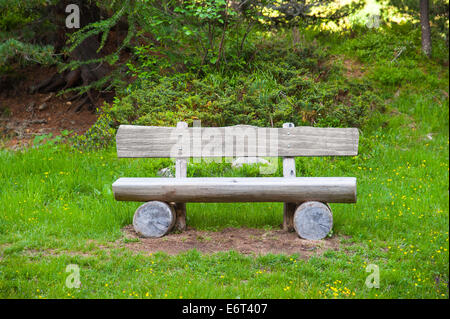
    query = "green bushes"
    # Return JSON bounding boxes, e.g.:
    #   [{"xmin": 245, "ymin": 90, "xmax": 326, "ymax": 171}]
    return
[
  {"xmin": 0, "ymin": 0, "xmax": 59, "ymax": 68},
  {"xmin": 370, "ymin": 63, "xmax": 427, "ymax": 86},
  {"xmin": 74, "ymin": 111, "xmax": 116, "ymax": 150},
  {"xmin": 328, "ymin": 22, "xmax": 448, "ymax": 98},
  {"xmin": 80, "ymin": 21, "xmax": 447, "ymax": 149},
  {"xmin": 108, "ymin": 71, "xmax": 375, "ymax": 130},
  {"xmin": 0, "ymin": 39, "xmax": 56, "ymax": 67},
  {"xmin": 101, "ymin": 35, "xmax": 378, "ymax": 142},
  {"xmin": 338, "ymin": 24, "xmax": 421, "ymax": 63}
]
